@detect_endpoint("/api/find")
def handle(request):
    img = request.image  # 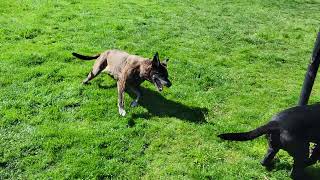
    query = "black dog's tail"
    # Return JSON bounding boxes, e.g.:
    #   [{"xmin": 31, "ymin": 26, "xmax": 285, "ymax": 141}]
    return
[
  {"xmin": 72, "ymin": 52, "xmax": 100, "ymax": 60},
  {"xmin": 218, "ymin": 121, "xmax": 279, "ymax": 141}
]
